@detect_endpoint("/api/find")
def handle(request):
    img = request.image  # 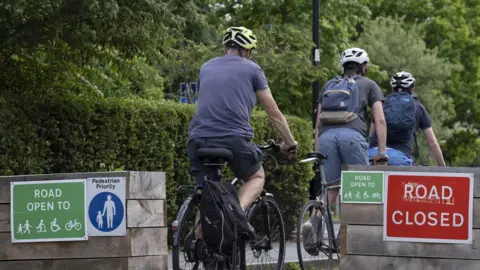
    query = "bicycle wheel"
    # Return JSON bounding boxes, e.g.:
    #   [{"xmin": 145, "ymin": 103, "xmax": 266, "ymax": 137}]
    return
[
  {"xmin": 296, "ymin": 200, "xmax": 339, "ymax": 270},
  {"xmin": 243, "ymin": 196, "xmax": 285, "ymax": 270},
  {"xmin": 172, "ymin": 195, "xmax": 204, "ymax": 270}
]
